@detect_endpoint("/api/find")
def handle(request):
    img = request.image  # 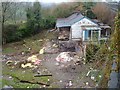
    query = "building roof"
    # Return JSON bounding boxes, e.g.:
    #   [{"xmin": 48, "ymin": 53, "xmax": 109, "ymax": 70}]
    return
[
  {"xmin": 56, "ymin": 12, "xmax": 111, "ymax": 29},
  {"xmin": 56, "ymin": 12, "xmax": 84, "ymax": 27},
  {"xmin": 92, "ymin": 19, "xmax": 111, "ymax": 29}
]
